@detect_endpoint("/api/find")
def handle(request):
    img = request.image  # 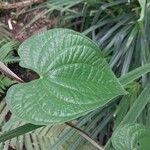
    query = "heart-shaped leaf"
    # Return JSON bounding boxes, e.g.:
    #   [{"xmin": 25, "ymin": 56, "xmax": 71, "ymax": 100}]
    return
[
  {"xmin": 112, "ymin": 124, "xmax": 150, "ymax": 150},
  {"xmin": 6, "ymin": 28, "xmax": 126, "ymax": 125}
]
